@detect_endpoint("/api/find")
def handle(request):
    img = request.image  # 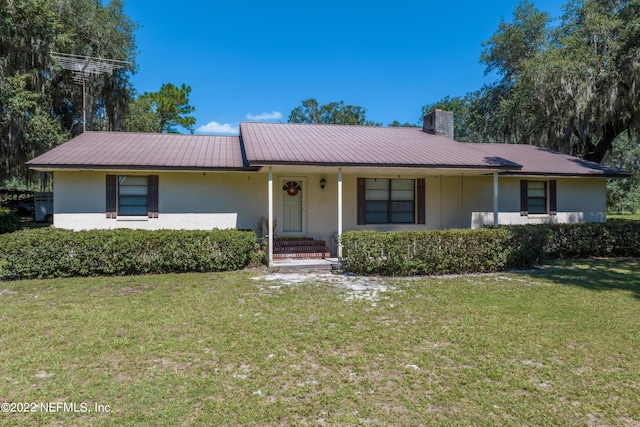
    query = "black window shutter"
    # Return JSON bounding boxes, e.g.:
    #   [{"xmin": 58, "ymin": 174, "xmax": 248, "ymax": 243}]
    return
[
  {"xmin": 549, "ymin": 180, "xmax": 557, "ymax": 215},
  {"xmin": 416, "ymin": 178, "xmax": 426, "ymax": 224},
  {"xmin": 357, "ymin": 178, "xmax": 366, "ymax": 225},
  {"xmin": 520, "ymin": 180, "xmax": 528, "ymax": 216},
  {"xmin": 148, "ymin": 175, "xmax": 159, "ymax": 218},
  {"xmin": 106, "ymin": 175, "xmax": 117, "ymax": 218}
]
